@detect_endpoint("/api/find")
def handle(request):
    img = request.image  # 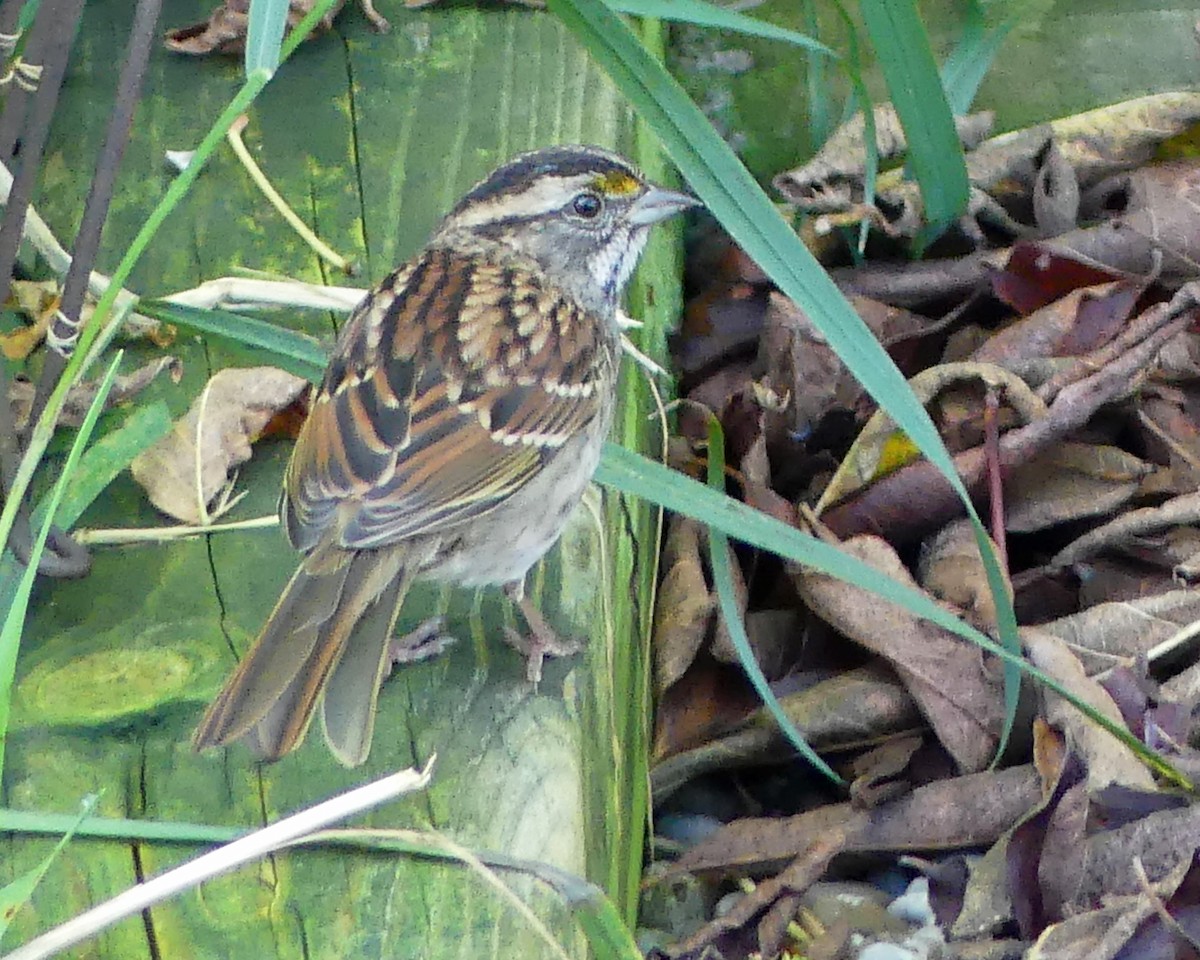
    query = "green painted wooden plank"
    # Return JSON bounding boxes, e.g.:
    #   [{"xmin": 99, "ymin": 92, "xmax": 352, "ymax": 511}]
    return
[{"xmin": 7, "ymin": 0, "xmax": 673, "ymax": 956}]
